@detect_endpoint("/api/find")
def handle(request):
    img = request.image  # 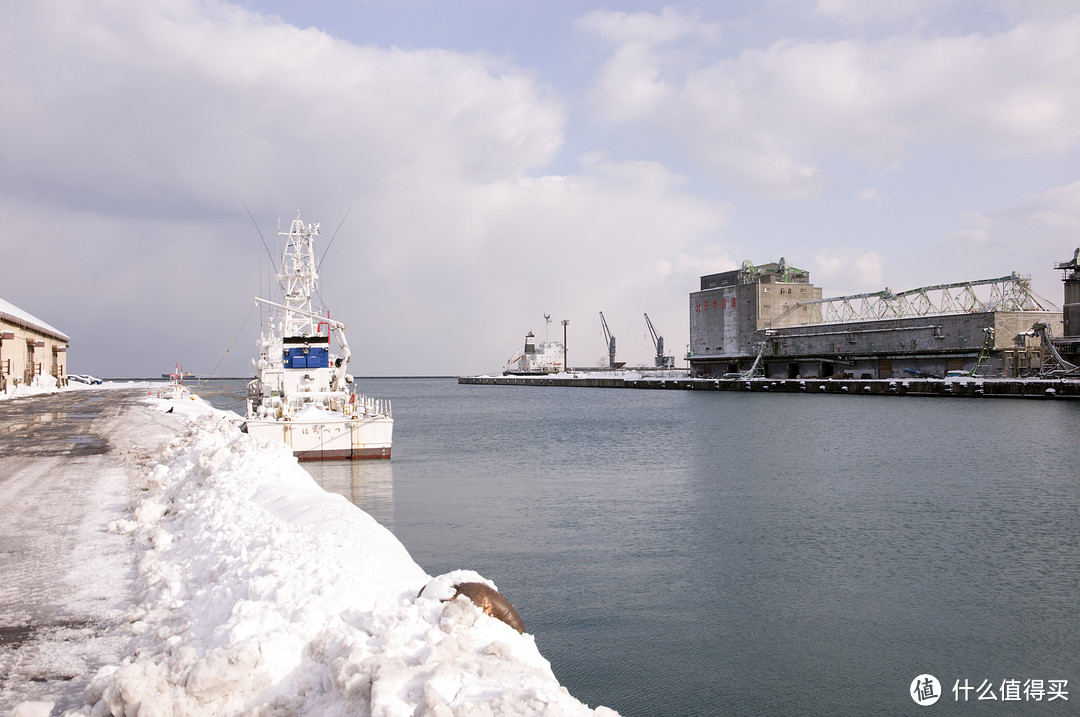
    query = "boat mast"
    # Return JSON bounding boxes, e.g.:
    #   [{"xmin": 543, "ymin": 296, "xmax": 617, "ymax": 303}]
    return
[
  {"xmin": 254, "ymin": 211, "xmax": 352, "ymax": 392},
  {"xmin": 279, "ymin": 212, "xmax": 320, "ymax": 338}
]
